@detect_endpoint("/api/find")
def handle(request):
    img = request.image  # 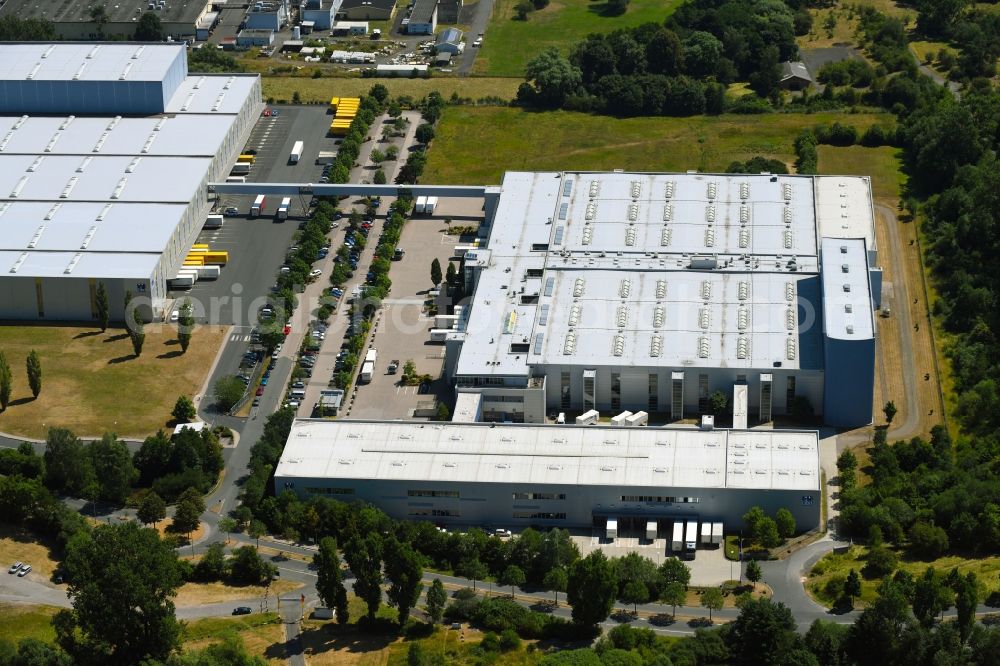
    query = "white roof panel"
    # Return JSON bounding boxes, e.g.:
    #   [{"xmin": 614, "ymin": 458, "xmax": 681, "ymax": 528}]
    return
[{"xmin": 0, "ymin": 43, "xmax": 182, "ymax": 82}]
